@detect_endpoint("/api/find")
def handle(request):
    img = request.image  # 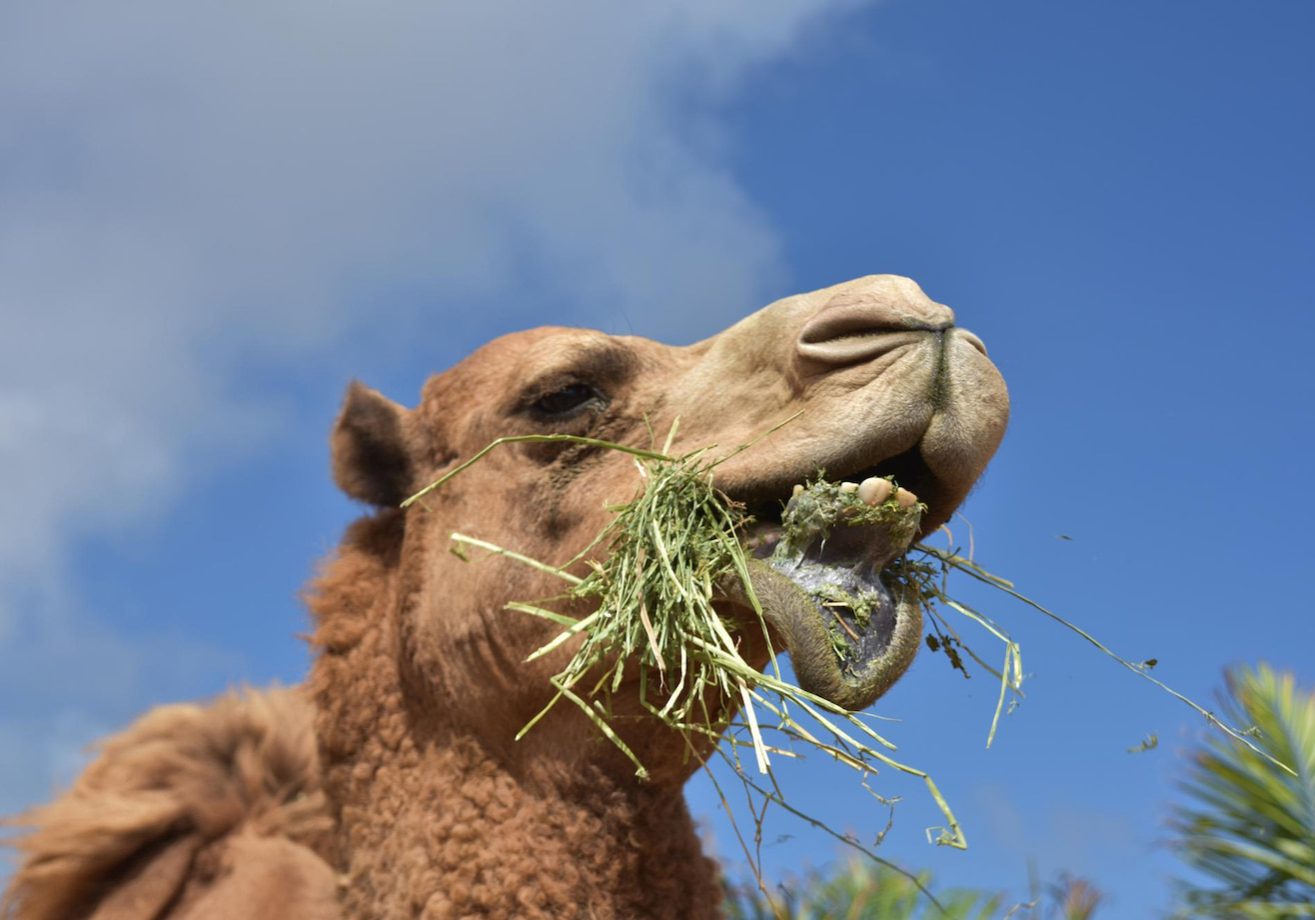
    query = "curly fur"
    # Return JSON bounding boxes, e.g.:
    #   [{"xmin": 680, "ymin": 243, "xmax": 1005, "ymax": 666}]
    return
[{"xmin": 3, "ymin": 688, "xmax": 334, "ymax": 919}]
